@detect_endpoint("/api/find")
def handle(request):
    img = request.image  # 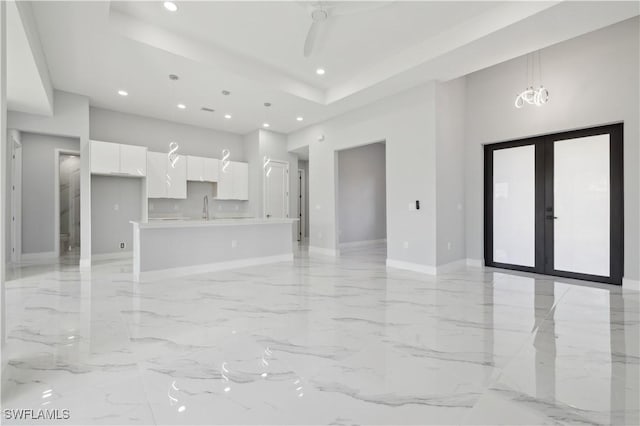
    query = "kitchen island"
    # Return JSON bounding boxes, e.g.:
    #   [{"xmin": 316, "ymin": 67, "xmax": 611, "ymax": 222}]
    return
[{"xmin": 131, "ymin": 218, "xmax": 298, "ymax": 281}]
